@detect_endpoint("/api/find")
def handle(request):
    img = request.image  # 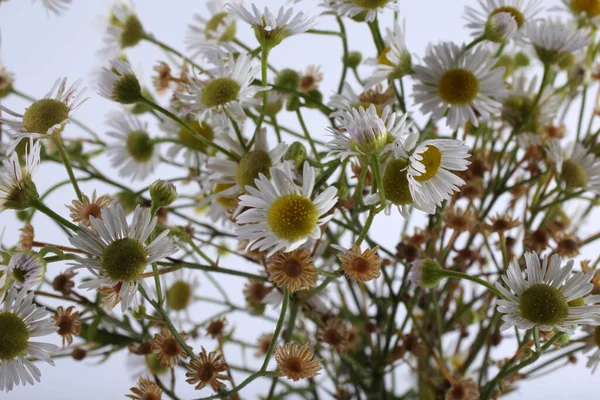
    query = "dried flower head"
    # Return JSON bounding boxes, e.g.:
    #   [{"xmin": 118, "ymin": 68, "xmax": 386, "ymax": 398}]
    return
[
  {"xmin": 244, "ymin": 280, "xmax": 272, "ymax": 308},
  {"xmin": 485, "ymin": 214, "xmax": 520, "ymax": 233},
  {"xmin": 19, "ymin": 223, "xmax": 34, "ymax": 250},
  {"xmin": 52, "ymin": 306, "xmax": 81, "ymax": 347},
  {"xmin": 443, "ymin": 207, "xmax": 477, "ymax": 232},
  {"xmin": 126, "ymin": 376, "xmax": 162, "ymax": 400},
  {"xmin": 445, "ymin": 378, "xmax": 479, "ymax": 400},
  {"xmin": 152, "ymin": 328, "xmax": 190, "ymax": 368},
  {"xmin": 185, "ymin": 347, "xmax": 231, "ymax": 392},
  {"xmin": 267, "ymin": 249, "xmax": 317, "ymax": 293},
  {"xmin": 67, "ymin": 190, "xmax": 111, "ymax": 227},
  {"xmin": 299, "ymin": 65, "xmax": 323, "ymax": 93},
  {"xmin": 255, "ymin": 333, "xmax": 274, "ymax": 357},
  {"xmin": 52, "ymin": 270, "xmax": 76, "ymax": 295},
  {"xmin": 274, "ymin": 342, "xmax": 322, "ymax": 382},
  {"xmin": 337, "ymin": 244, "xmax": 382, "ymax": 282},
  {"xmin": 206, "ymin": 317, "xmax": 227, "ymax": 339},
  {"xmin": 98, "ymin": 283, "xmax": 123, "ymax": 310},
  {"xmin": 524, "ymin": 229, "xmax": 550, "ymax": 252},
  {"xmin": 319, "ymin": 319, "xmax": 350, "ymax": 353},
  {"xmin": 152, "ymin": 62, "xmax": 173, "ymax": 94},
  {"xmin": 555, "ymin": 233, "xmax": 581, "ymax": 258}
]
